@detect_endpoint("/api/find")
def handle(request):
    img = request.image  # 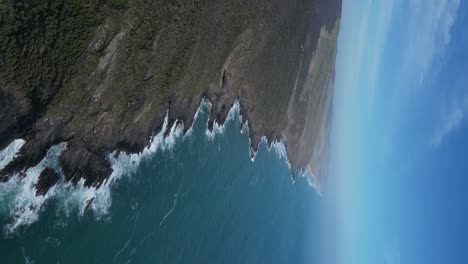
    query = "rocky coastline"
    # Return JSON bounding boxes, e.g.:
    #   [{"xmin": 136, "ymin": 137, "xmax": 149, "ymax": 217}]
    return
[{"xmin": 0, "ymin": 0, "xmax": 342, "ymax": 196}]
